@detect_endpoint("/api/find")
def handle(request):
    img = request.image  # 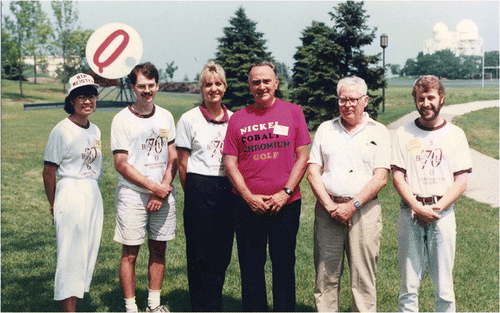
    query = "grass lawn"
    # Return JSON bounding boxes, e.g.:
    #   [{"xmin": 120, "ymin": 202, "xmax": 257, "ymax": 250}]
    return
[
  {"xmin": 1, "ymin": 79, "xmax": 498, "ymax": 312},
  {"xmin": 453, "ymin": 107, "xmax": 499, "ymax": 159}
]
